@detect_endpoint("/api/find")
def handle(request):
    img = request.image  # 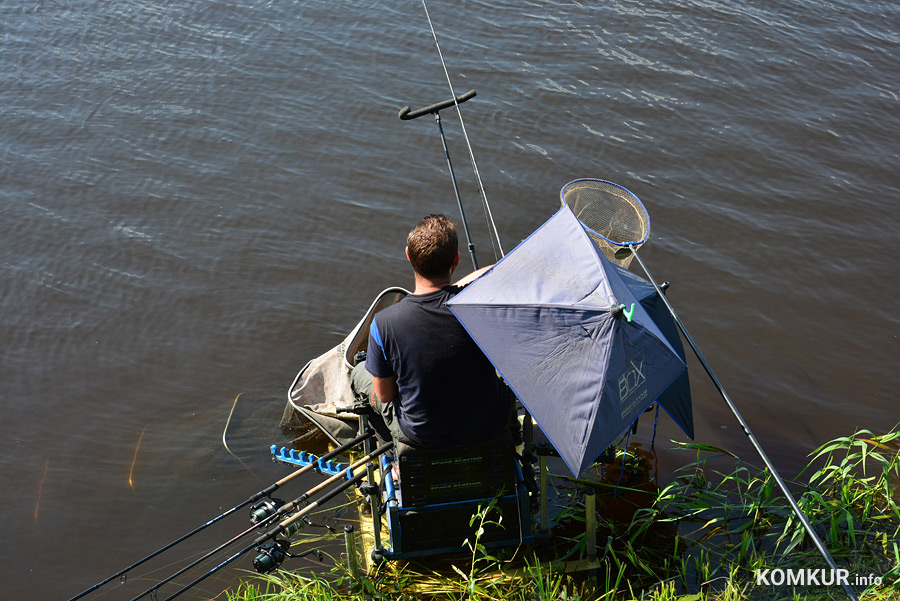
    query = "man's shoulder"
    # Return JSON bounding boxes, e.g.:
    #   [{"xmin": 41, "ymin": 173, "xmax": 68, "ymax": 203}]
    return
[
  {"xmin": 375, "ymin": 295, "xmax": 415, "ymax": 323},
  {"xmin": 373, "ymin": 287, "xmax": 458, "ymax": 335},
  {"xmin": 378, "ymin": 288, "xmax": 449, "ymax": 317},
  {"xmin": 371, "ymin": 296, "xmax": 417, "ymax": 342}
]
